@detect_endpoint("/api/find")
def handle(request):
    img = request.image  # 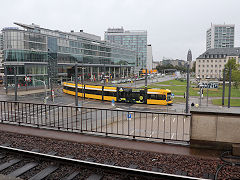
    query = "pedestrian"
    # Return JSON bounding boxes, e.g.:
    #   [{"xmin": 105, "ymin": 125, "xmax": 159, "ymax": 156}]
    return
[{"xmin": 191, "ymin": 102, "xmax": 195, "ymax": 107}]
